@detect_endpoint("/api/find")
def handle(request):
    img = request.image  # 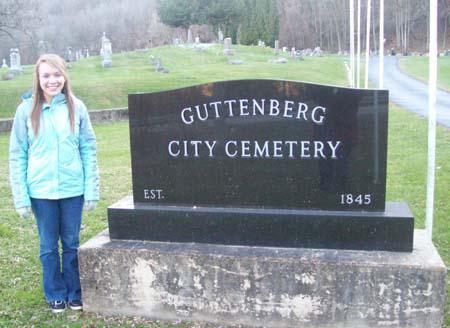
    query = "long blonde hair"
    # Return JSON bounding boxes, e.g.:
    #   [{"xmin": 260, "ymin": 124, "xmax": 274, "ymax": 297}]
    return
[{"xmin": 31, "ymin": 54, "xmax": 75, "ymax": 135}]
